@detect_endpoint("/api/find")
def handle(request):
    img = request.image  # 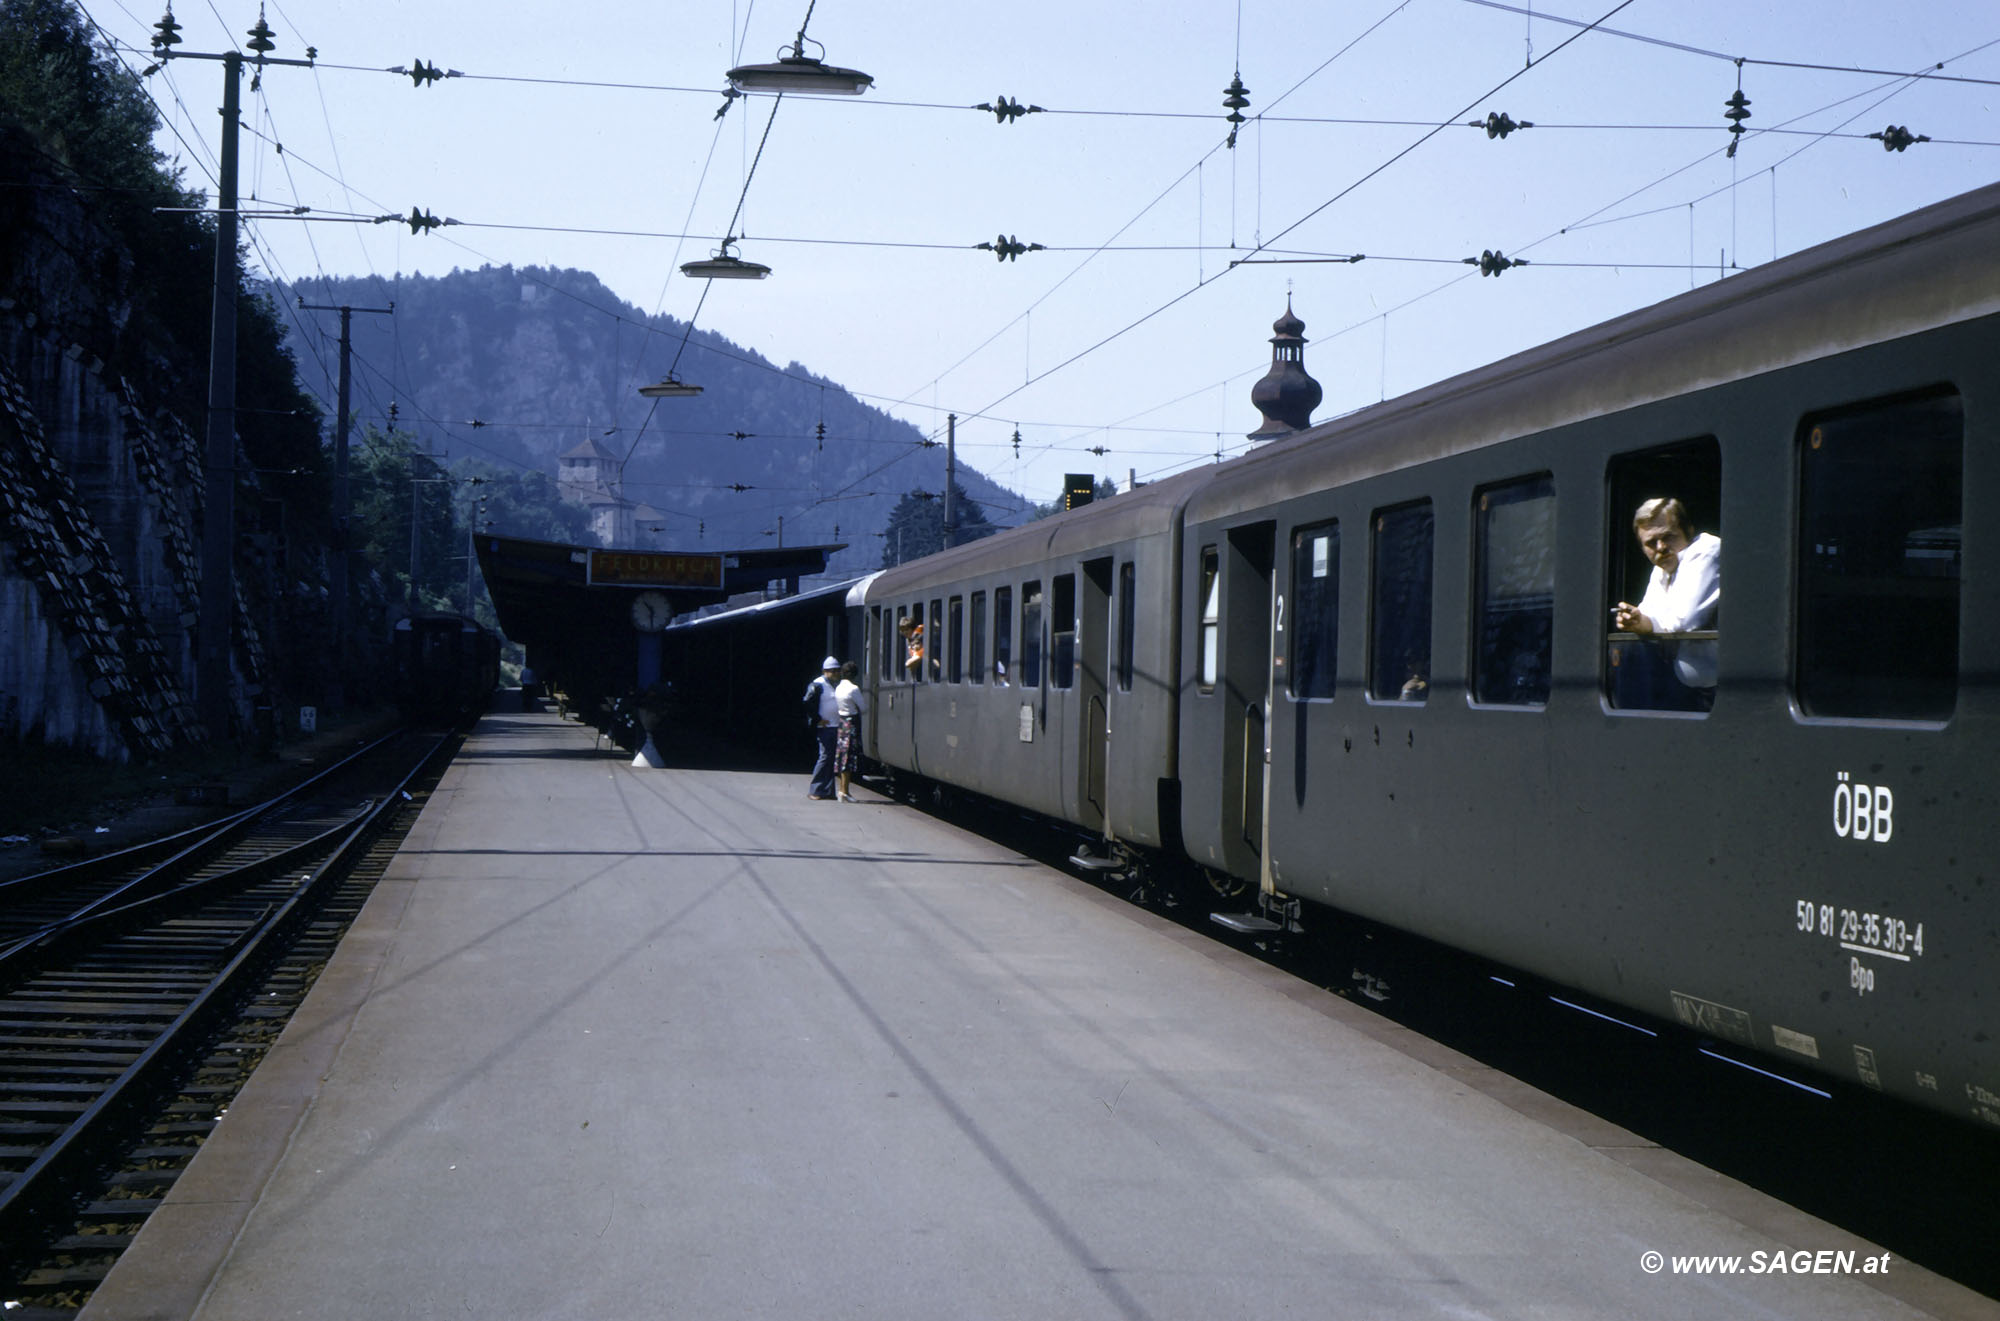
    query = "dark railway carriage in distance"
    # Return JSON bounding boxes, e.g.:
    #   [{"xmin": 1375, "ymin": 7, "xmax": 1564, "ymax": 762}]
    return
[
  {"xmin": 660, "ymin": 579, "xmax": 862, "ymax": 748},
  {"xmin": 392, "ymin": 612, "xmax": 501, "ymax": 719},
  {"xmin": 845, "ymin": 182, "xmax": 2000, "ymax": 1127}
]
